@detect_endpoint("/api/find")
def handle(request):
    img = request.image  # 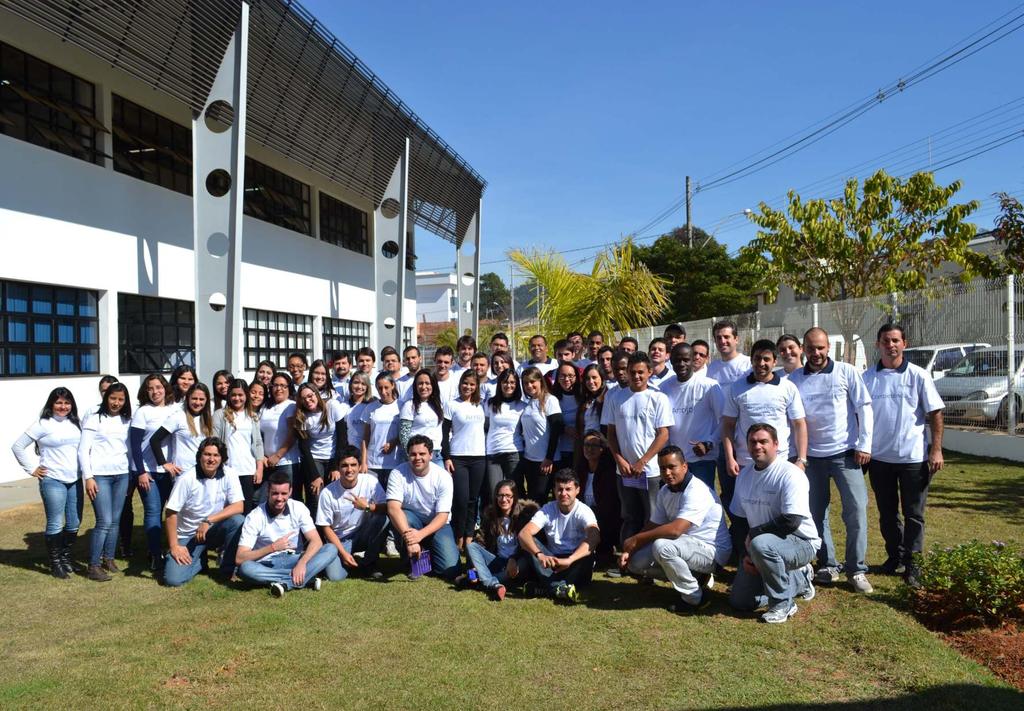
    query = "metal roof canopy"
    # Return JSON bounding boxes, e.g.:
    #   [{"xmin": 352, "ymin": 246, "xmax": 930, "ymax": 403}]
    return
[{"xmin": 2, "ymin": 0, "xmax": 486, "ymax": 245}]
